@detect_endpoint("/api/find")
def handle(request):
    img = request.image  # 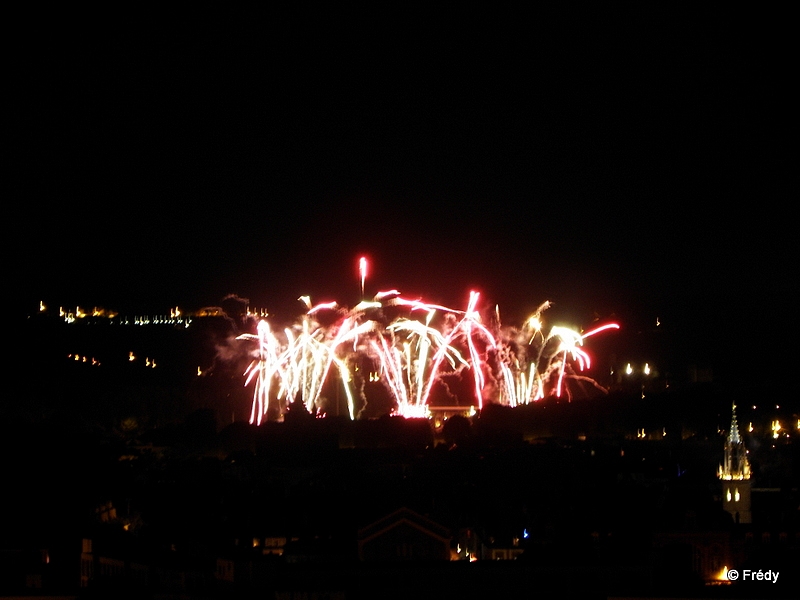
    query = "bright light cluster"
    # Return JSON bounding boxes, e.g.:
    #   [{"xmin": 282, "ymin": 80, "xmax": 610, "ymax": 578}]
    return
[
  {"xmin": 45, "ymin": 302, "xmax": 190, "ymax": 327},
  {"xmin": 238, "ymin": 265, "xmax": 618, "ymax": 424}
]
